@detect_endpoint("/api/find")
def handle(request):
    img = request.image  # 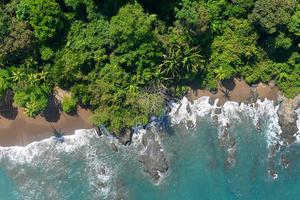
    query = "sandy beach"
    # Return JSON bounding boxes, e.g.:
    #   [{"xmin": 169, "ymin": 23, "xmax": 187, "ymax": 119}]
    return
[
  {"xmin": 187, "ymin": 79, "xmax": 279, "ymax": 105},
  {"xmin": 0, "ymin": 79, "xmax": 279, "ymax": 147},
  {"xmin": 0, "ymin": 107, "xmax": 93, "ymax": 147}
]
